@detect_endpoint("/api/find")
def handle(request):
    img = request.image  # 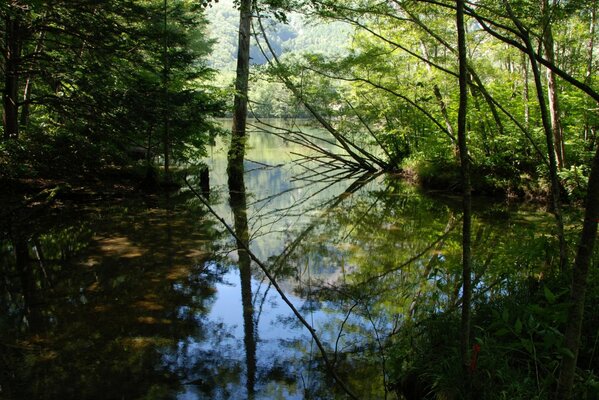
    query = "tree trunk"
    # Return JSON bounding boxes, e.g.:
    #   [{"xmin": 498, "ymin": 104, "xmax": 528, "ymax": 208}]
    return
[
  {"xmin": 419, "ymin": 41, "xmax": 457, "ymax": 153},
  {"xmin": 162, "ymin": 0, "xmax": 170, "ymax": 182},
  {"xmin": 507, "ymin": 2, "xmax": 567, "ymax": 272},
  {"xmin": 470, "ymin": 83, "xmax": 491, "ymax": 156},
  {"xmin": 228, "ymin": 0, "xmax": 253, "ymax": 173},
  {"xmin": 584, "ymin": 1, "xmax": 597, "ymax": 145},
  {"xmin": 20, "ymin": 31, "xmax": 46, "ymax": 129},
  {"xmin": 3, "ymin": 15, "xmax": 21, "ymax": 140},
  {"xmin": 556, "ymin": 144, "xmax": 599, "ymax": 399},
  {"xmin": 457, "ymin": 0, "xmax": 472, "ymax": 397},
  {"xmin": 522, "ymin": 53, "xmax": 530, "ymax": 130},
  {"xmin": 542, "ymin": 0, "xmax": 566, "ymax": 169}
]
